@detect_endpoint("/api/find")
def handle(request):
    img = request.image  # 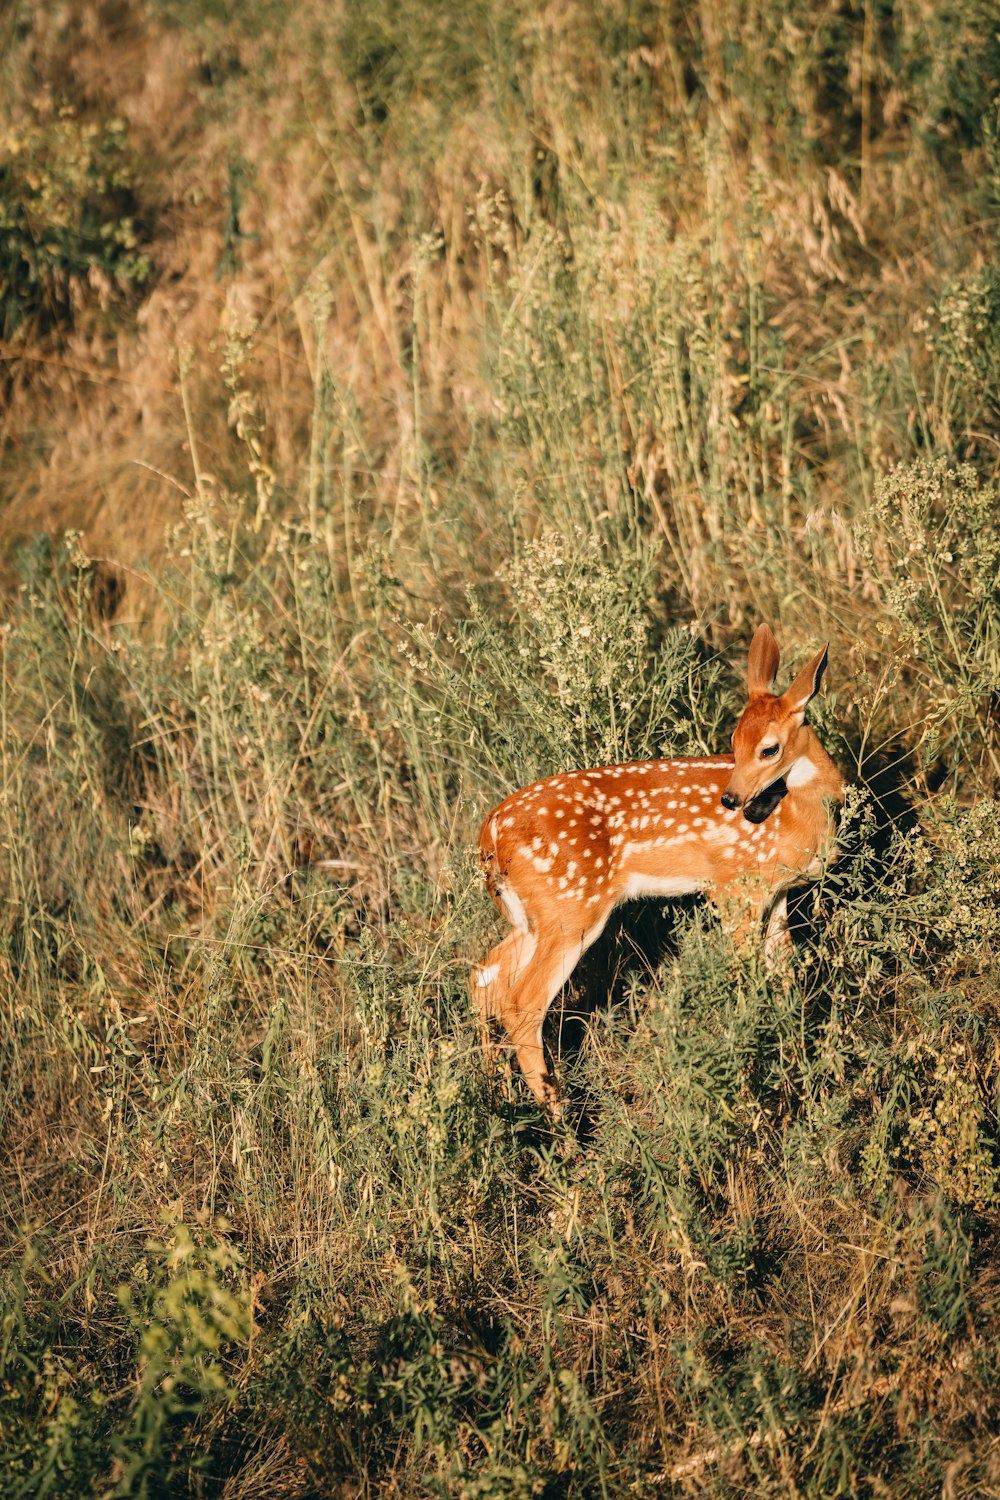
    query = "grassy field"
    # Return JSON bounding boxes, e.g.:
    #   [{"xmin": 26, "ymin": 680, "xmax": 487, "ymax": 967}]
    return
[{"xmin": 2, "ymin": 1, "xmax": 1000, "ymax": 1494}]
